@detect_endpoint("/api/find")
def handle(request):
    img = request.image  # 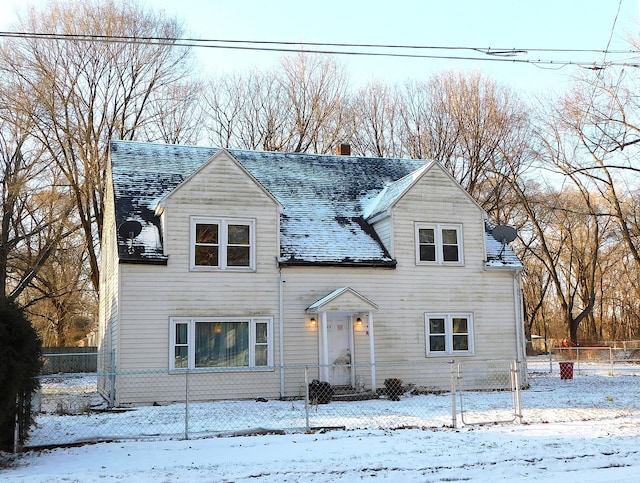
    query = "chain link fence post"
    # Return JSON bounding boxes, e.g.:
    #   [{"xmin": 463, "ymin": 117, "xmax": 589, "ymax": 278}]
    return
[
  {"xmin": 450, "ymin": 359, "xmax": 457, "ymax": 429},
  {"xmin": 185, "ymin": 370, "xmax": 190, "ymax": 440},
  {"xmin": 511, "ymin": 360, "xmax": 523, "ymax": 424},
  {"xmin": 610, "ymin": 347, "xmax": 614, "ymax": 375},
  {"xmin": 108, "ymin": 349, "xmax": 116, "ymax": 408},
  {"xmin": 304, "ymin": 366, "xmax": 310, "ymax": 432}
]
